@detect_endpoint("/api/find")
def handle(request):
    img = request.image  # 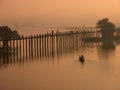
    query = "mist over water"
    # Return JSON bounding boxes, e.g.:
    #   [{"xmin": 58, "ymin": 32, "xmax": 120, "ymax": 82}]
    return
[
  {"xmin": 0, "ymin": 0, "xmax": 120, "ymax": 90},
  {"xmin": 0, "ymin": 26, "xmax": 120, "ymax": 90},
  {"xmin": 1, "ymin": 38, "xmax": 120, "ymax": 90}
]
